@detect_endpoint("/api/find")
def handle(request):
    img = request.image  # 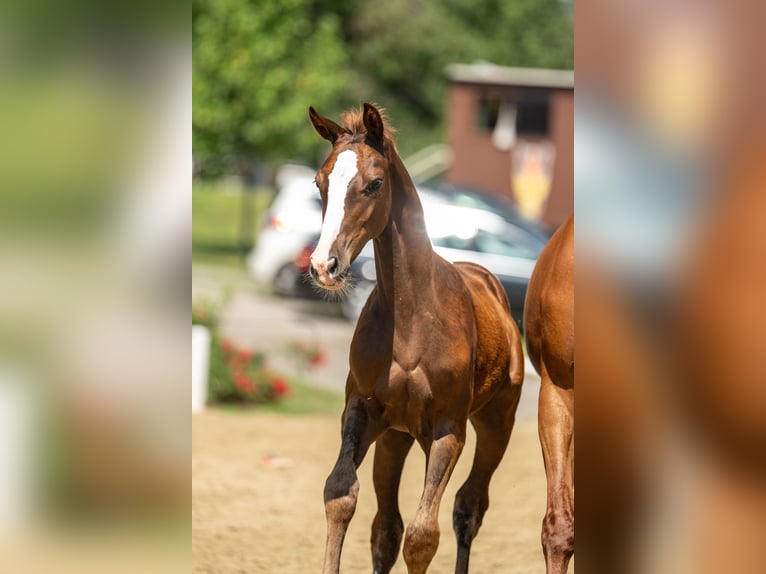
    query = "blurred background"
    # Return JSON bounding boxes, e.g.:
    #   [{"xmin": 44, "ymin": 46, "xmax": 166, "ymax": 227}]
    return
[
  {"xmin": 191, "ymin": 1, "xmax": 573, "ymax": 572},
  {"xmin": 190, "ymin": 0, "xmax": 576, "ymax": 418},
  {"xmin": 191, "ymin": 0, "xmax": 574, "ymax": 335},
  {"xmin": 3, "ymin": 0, "xmax": 762, "ymax": 571},
  {"xmin": 0, "ymin": 0, "xmax": 189, "ymax": 572}
]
